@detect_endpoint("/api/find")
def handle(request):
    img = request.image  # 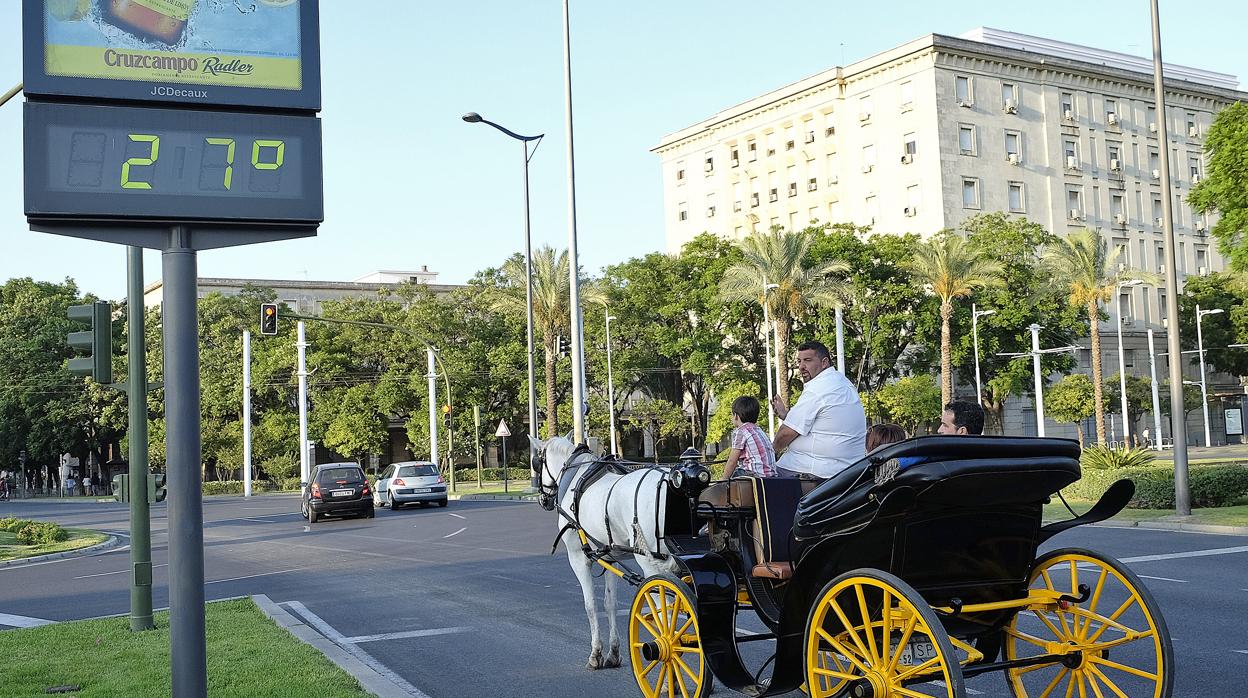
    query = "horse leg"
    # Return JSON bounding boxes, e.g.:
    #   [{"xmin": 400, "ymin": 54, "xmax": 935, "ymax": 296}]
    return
[
  {"xmin": 565, "ymin": 532, "xmax": 605, "ymax": 670},
  {"xmin": 602, "ymin": 569, "xmax": 622, "ymax": 668}
]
